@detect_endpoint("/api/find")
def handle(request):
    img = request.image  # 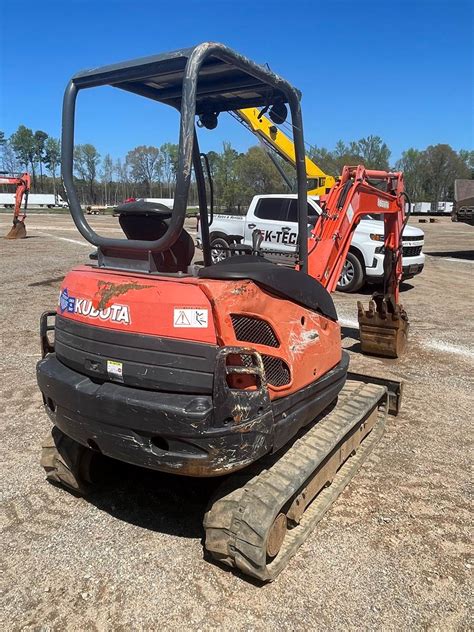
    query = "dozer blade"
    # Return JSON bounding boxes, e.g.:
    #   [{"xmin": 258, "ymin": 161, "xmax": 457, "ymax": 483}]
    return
[
  {"xmin": 357, "ymin": 296, "xmax": 409, "ymax": 359},
  {"xmin": 5, "ymin": 220, "xmax": 27, "ymax": 240}
]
